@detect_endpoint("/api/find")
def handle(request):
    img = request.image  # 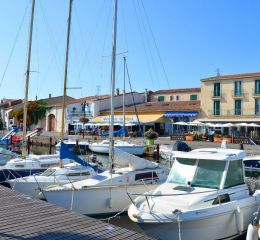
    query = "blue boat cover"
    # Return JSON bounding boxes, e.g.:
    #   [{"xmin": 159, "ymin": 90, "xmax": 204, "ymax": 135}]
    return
[
  {"xmin": 60, "ymin": 142, "xmax": 101, "ymax": 172},
  {"xmin": 164, "ymin": 112, "xmax": 198, "ymax": 117},
  {"xmin": 101, "ymin": 126, "xmax": 126, "ymax": 137}
]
